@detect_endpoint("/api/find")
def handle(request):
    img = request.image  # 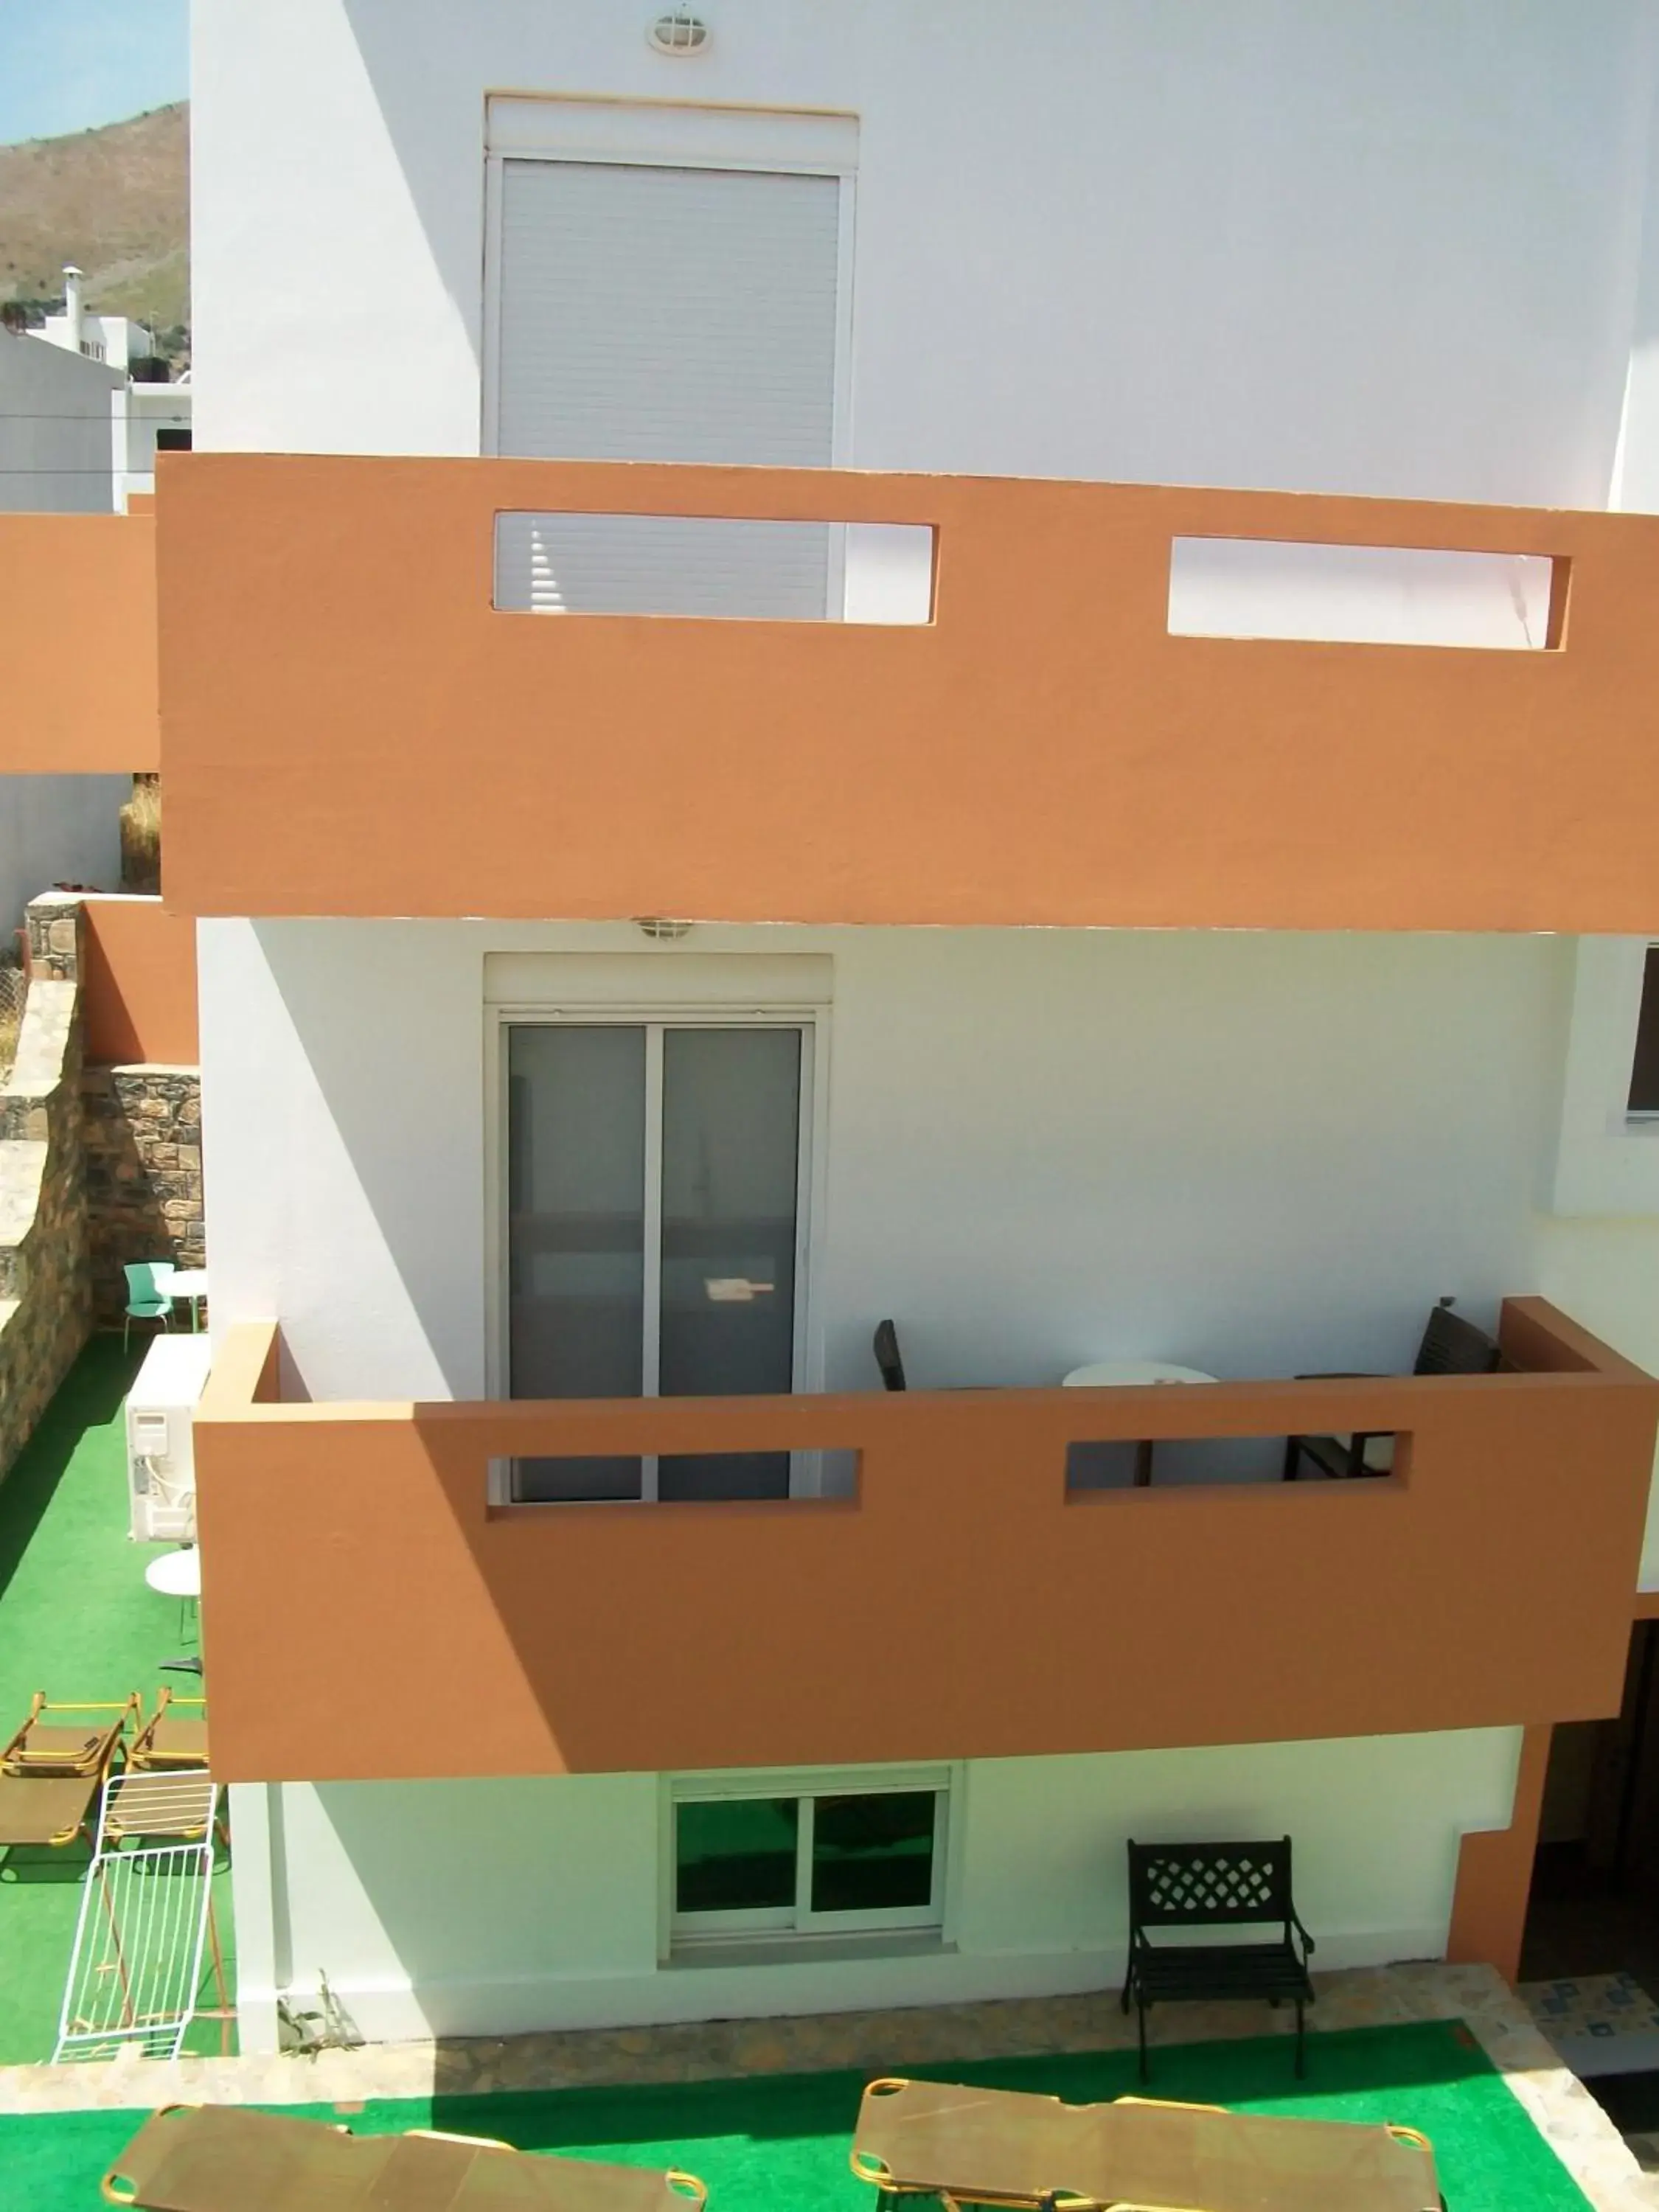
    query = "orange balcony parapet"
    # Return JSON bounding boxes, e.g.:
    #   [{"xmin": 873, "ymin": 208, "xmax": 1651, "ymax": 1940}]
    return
[
  {"xmin": 156, "ymin": 454, "xmax": 1659, "ymax": 931},
  {"xmin": 0, "ymin": 511, "xmax": 158, "ymax": 773},
  {"xmin": 192, "ymin": 1298, "xmax": 1658, "ymax": 1784}
]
